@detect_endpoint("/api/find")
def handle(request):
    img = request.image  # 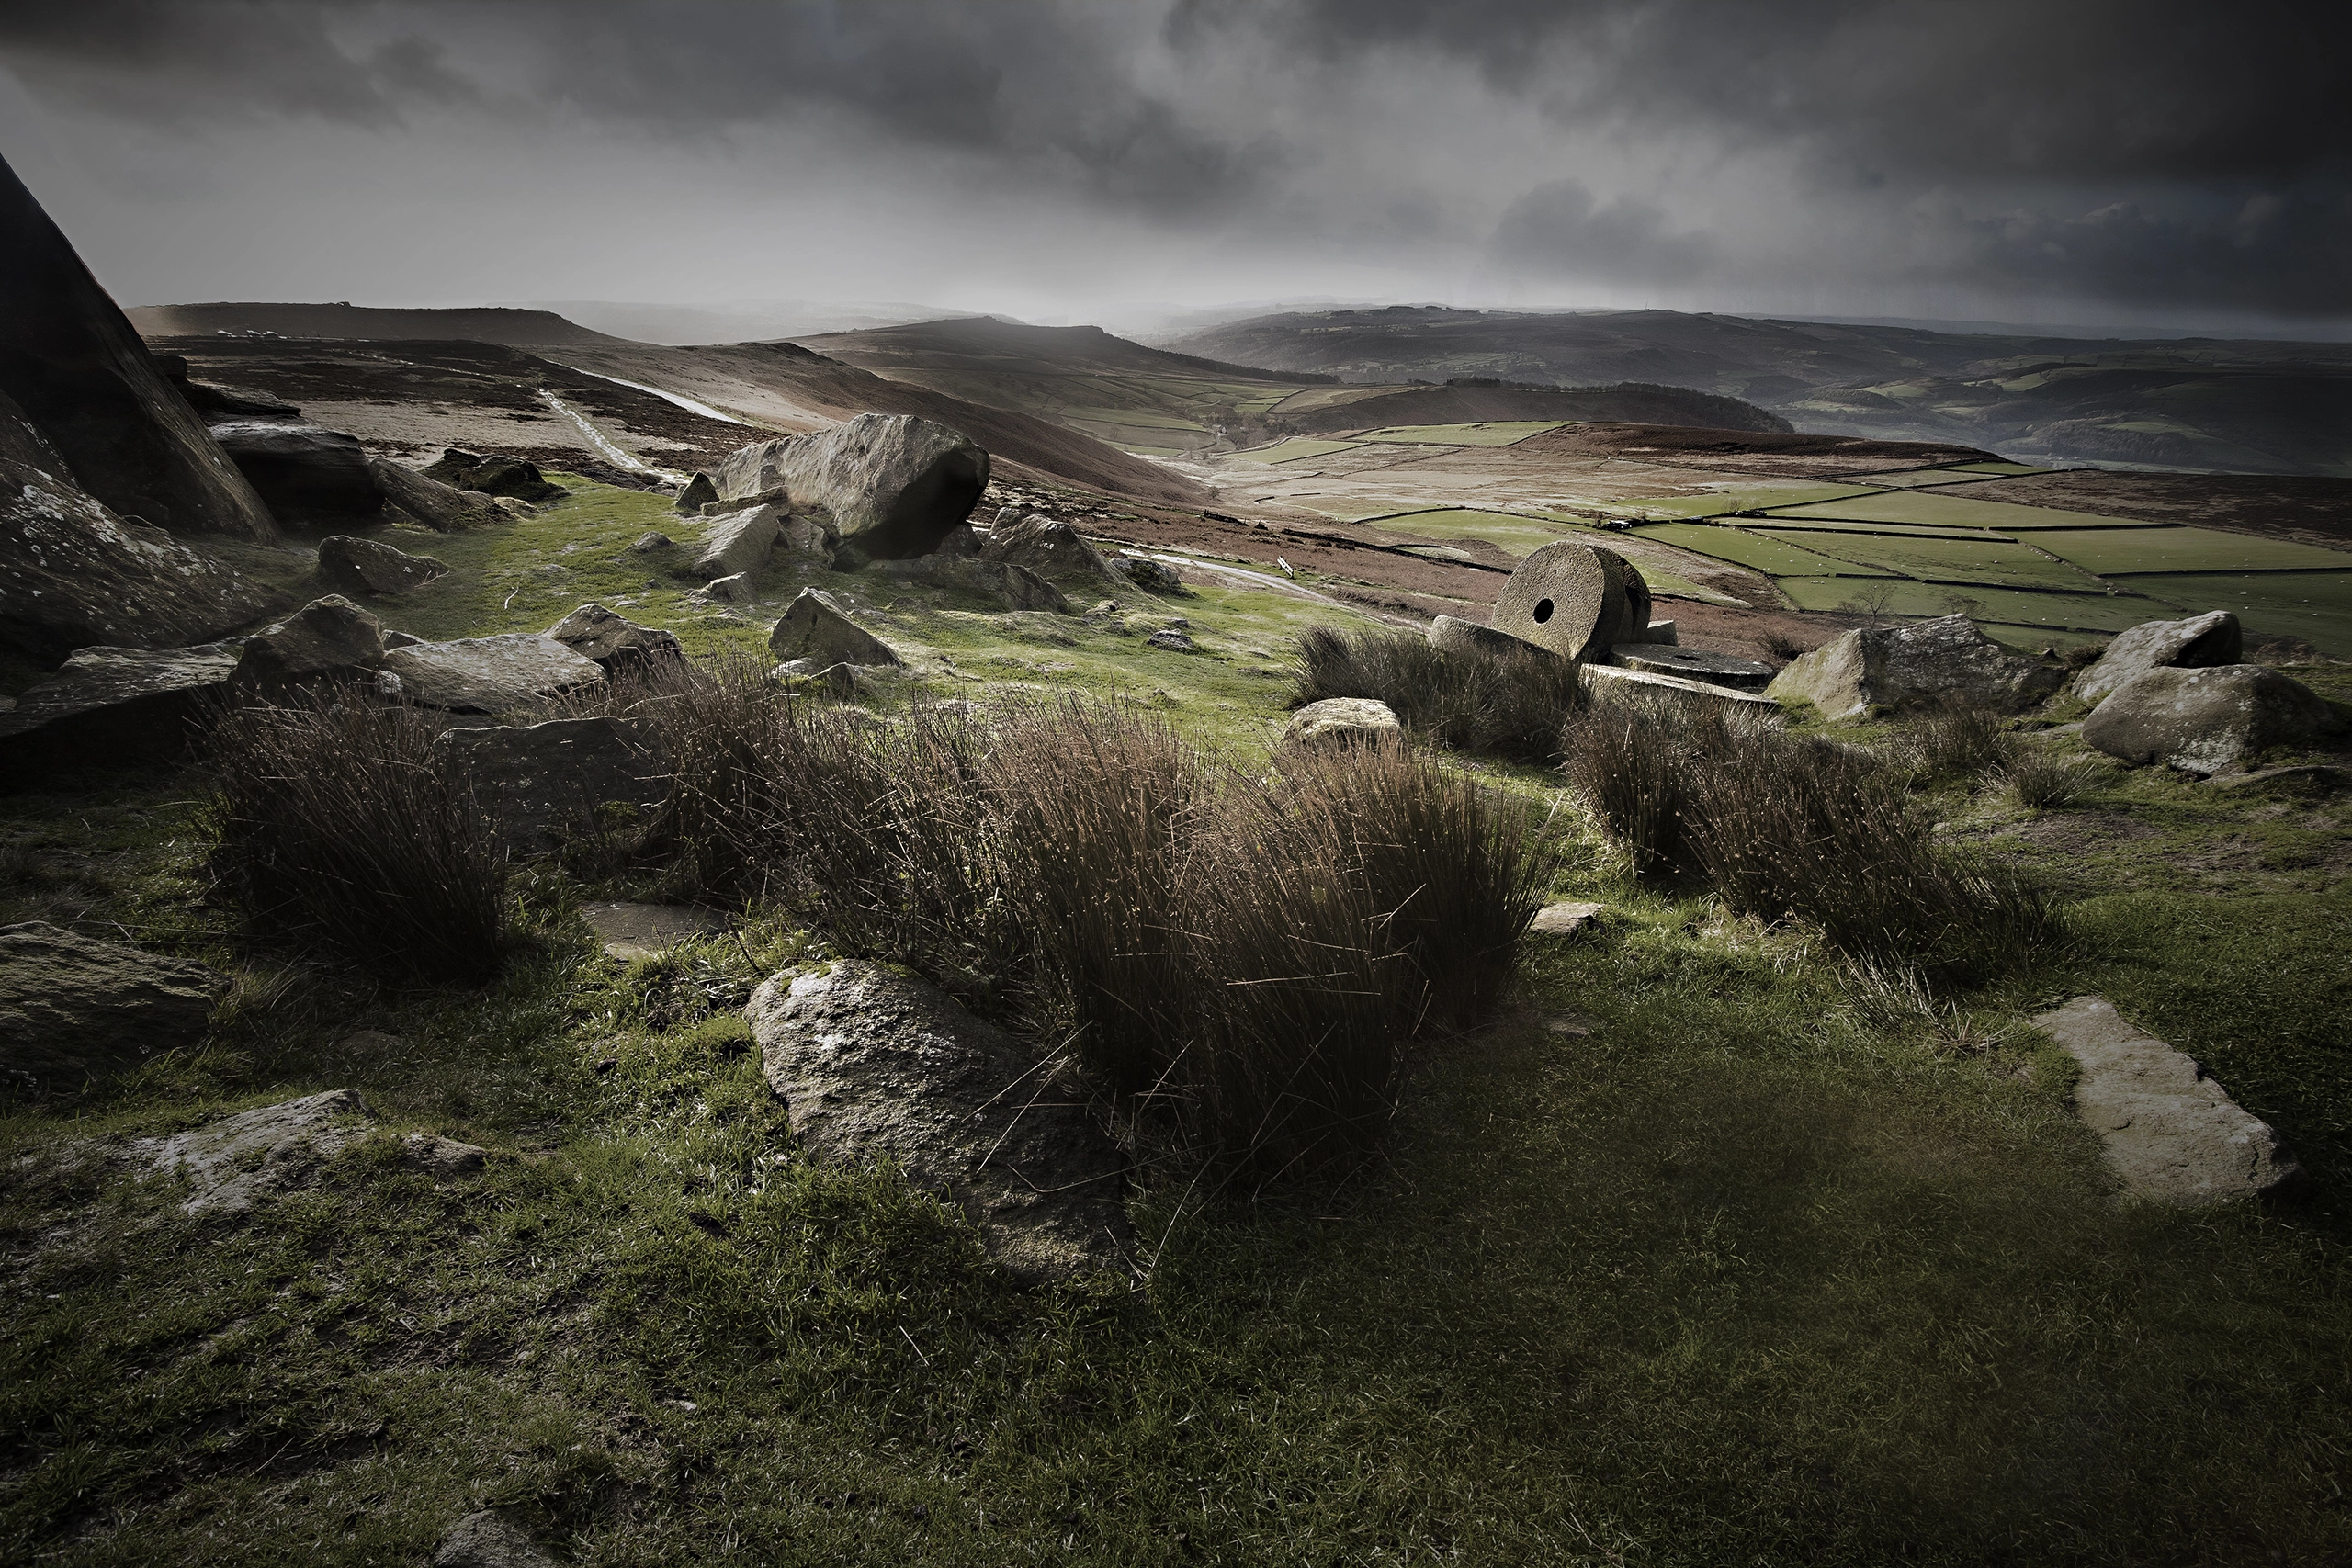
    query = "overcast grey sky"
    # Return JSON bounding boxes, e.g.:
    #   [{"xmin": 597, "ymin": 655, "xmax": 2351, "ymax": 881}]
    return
[{"xmin": 2, "ymin": 0, "xmax": 2344, "ymax": 333}]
